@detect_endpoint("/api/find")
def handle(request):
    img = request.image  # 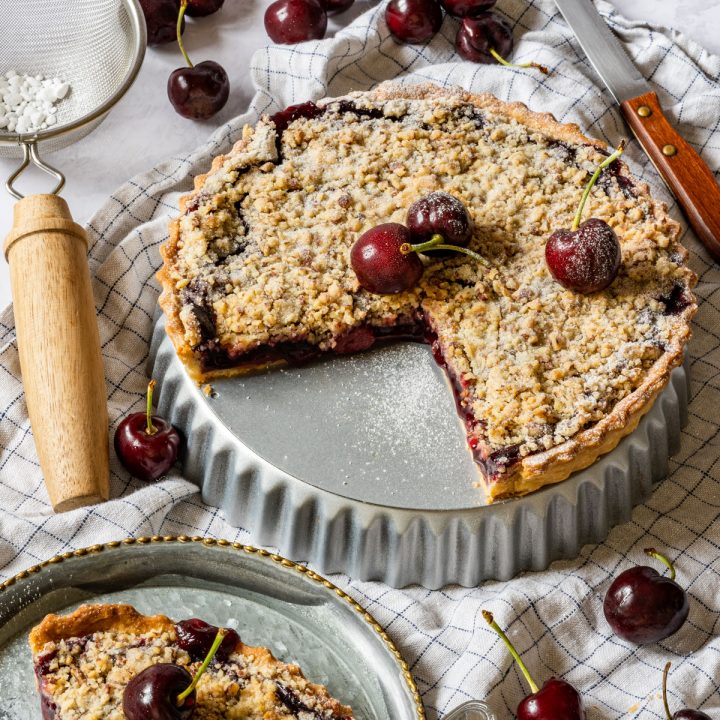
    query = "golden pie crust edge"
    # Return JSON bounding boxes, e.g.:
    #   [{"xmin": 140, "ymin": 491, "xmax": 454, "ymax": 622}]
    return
[{"xmin": 157, "ymin": 81, "xmax": 697, "ymax": 501}]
